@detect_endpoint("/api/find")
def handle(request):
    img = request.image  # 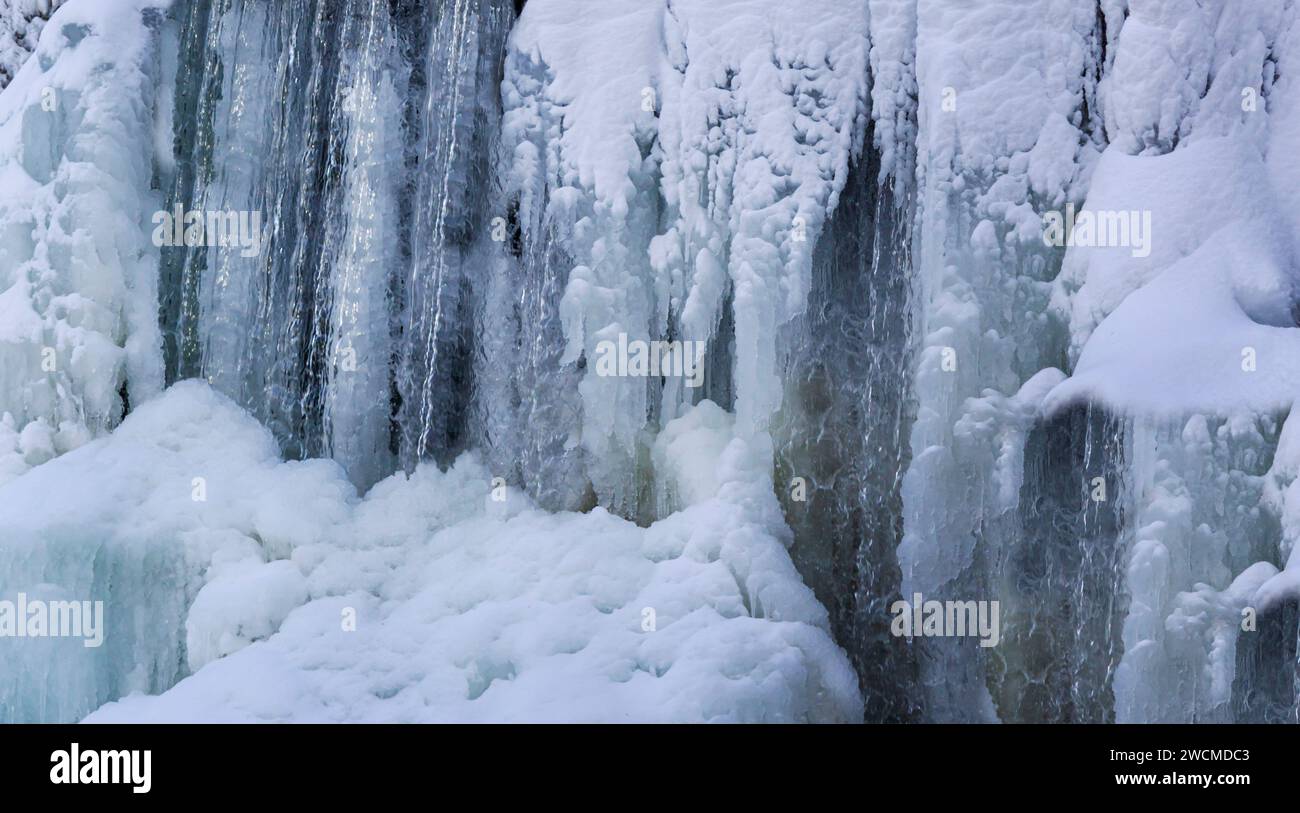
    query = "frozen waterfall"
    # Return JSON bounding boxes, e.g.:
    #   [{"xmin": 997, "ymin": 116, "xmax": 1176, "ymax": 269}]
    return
[{"xmin": 0, "ymin": 0, "xmax": 1296, "ymax": 724}]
